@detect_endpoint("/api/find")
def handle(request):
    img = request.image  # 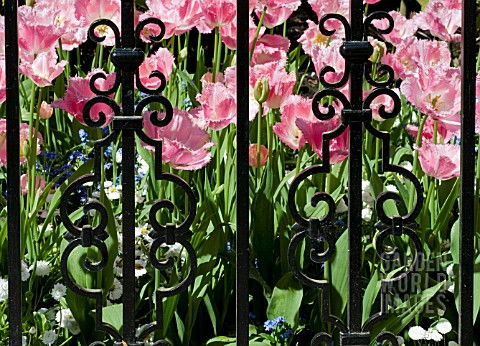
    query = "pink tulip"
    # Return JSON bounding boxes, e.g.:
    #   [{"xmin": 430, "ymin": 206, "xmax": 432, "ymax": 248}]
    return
[
  {"xmin": 143, "ymin": 108, "xmax": 213, "ymax": 170},
  {"xmin": 415, "ymin": 143, "xmax": 460, "ymax": 180},
  {"xmin": 250, "ymin": 61, "xmax": 296, "ymax": 109},
  {"xmin": 137, "ymin": 48, "xmax": 175, "ymax": 90},
  {"xmin": 400, "ymin": 65, "xmax": 460, "ymax": 133},
  {"xmin": 382, "ymin": 37, "xmax": 451, "ymax": 80},
  {"xmin": 19, "ymin": 52, "xmax": 68, "ymax": 87},
  {"xmin": 252, "ymin": 34, "xmax": 290, "ymax": 66},
  {"xmin": 0, "ymin": 58, "xmax": 6, "ymax": 105},
  {"xmin": 0, "ymin": 16, "xmax": 5, "ymax": 57},
  {"xmin": 308, "ymin": 0, "xmax": 349, "ymax": 31},
  {"xmin": 296, "ymin": 116, "xmax": 348, "ymax": 164},
  {"xmin": 413, "ymin": 0, "xmax": 461, "ymax": 41},
  {"xmin": 17, "ymin": 5, "xmax": 66, "ymax": 62},
  {"xmin": 199, "ymin": 0, "xmax": 236, "ymax": 29},
  {"xmin": 249, "ymin": 144, "xmax": 269, "ymax": 167},
  {"xmin": 52, "ymin": 69, "xmax": 116, "ymax": 127},
  {"xmin": 273, "ymin": 95, "xmax": 320, "ymax": 150},
  {"xmin": 311, "ymin": 39, "xmax": 345, "ymax": 84},
  {"xmin": 75, "ymin": 0, "xmax": 121, "ymax": 46},
  {"xmin": 406, "ymin": 116, "xmax": 453, "ymax": 145},
  {"xmin": 372, "ymin": 11, "xmax": 417, "ymax": 45},
  {"xmin": 364, "ymin": 88, "xmax": 399, "ymax": 122},
  {"xmin": 298, "ymin": 20, "xmax": 336, "ymax": 57},
  {"xmin": 36, "ymin": 0, "xmax": 88, "ymax": 50},
  {"xmin": 201, "ymin": 72, "xmax": 225, "ymax": 87},
  {"xmin": 255, "ymin": 0, "xmax": 301, "ymax": 28},
  {"xmin": 220, "ymin": 17, "xmax": 237, "ymax": 50},
  {"xmin": 20, "ymin": 174, "xmax": 46, "ymax": 196},
  {"xmin": 39, "ymin": 101, "xmax": 54, "ymax": 120},
  {"xmin": 0, "ymin": 121, "xmax": 43, "ymax": 166},
  {"xmin": 142, "ymin": 0, "xmax": 202, "ymax": 40},
  {"xmin": 364, "ymin": 0, "xmax": 381, "ymax": 4},
  {"xmin": 249, "ymin": 0, "xmax": 257, "ymax": 13},
  {"xmin": 195, "ymin": 83, "xmax": 236, "ymax": 130}
]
